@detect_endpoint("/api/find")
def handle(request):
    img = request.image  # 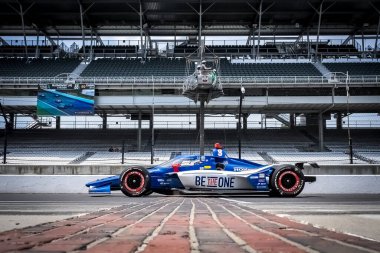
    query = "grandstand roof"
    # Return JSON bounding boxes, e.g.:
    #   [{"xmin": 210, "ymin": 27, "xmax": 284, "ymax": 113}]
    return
[{"xmin": 1, "ymin": 0, "xmax": 380, "ymax": 37}]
